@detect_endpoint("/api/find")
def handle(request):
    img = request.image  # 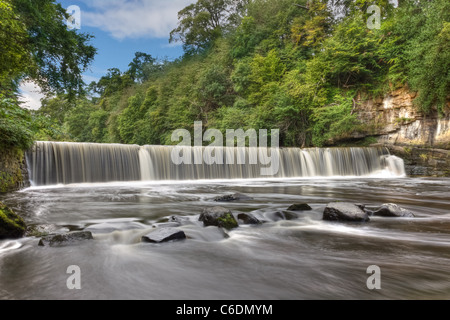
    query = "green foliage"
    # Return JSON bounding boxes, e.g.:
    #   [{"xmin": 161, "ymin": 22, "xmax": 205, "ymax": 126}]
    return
[
  {"xmin": 395, "ymin": 0, "xmax": 450, "ymax": 114},
  {"xmin": 170, "ymin": 0, "xmax": 246, "ymax": 54},
  {"xmin": 0, "ymin": 0, "xmax": 31, "ymax": 91},
  {"xmin": 312, "ymin": 94, "xmax": 359, "ymax": 146},
  {"xmin": 0, "ymin": 94, "xmax": 34, "ymax": 149},
  {"xmin": 33, "ymin": 0, "xmax": 450, "ymax": 149},
  {"xmin": 1, "ymin": 0, "xmax": 96, "ymax": 97}
]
